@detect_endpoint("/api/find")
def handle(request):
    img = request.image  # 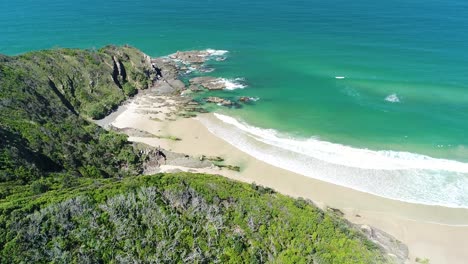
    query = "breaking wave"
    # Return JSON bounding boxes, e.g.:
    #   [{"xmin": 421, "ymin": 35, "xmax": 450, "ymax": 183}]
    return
[{"xmin": 198, "ymin": 113, "xmax": 468, "ymax": 208}]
